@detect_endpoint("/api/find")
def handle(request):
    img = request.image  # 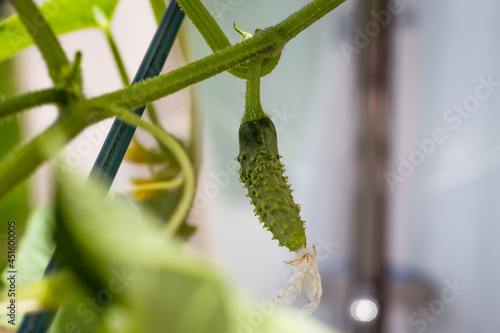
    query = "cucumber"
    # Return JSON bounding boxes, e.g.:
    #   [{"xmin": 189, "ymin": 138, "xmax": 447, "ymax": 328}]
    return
[
  {"xmin": 237, "ymin": 57, "xmax": 321, "ymax": 317},
  {"xmin": 237, "ymin": 116, "xmax": 306, "ymax": 251}
]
